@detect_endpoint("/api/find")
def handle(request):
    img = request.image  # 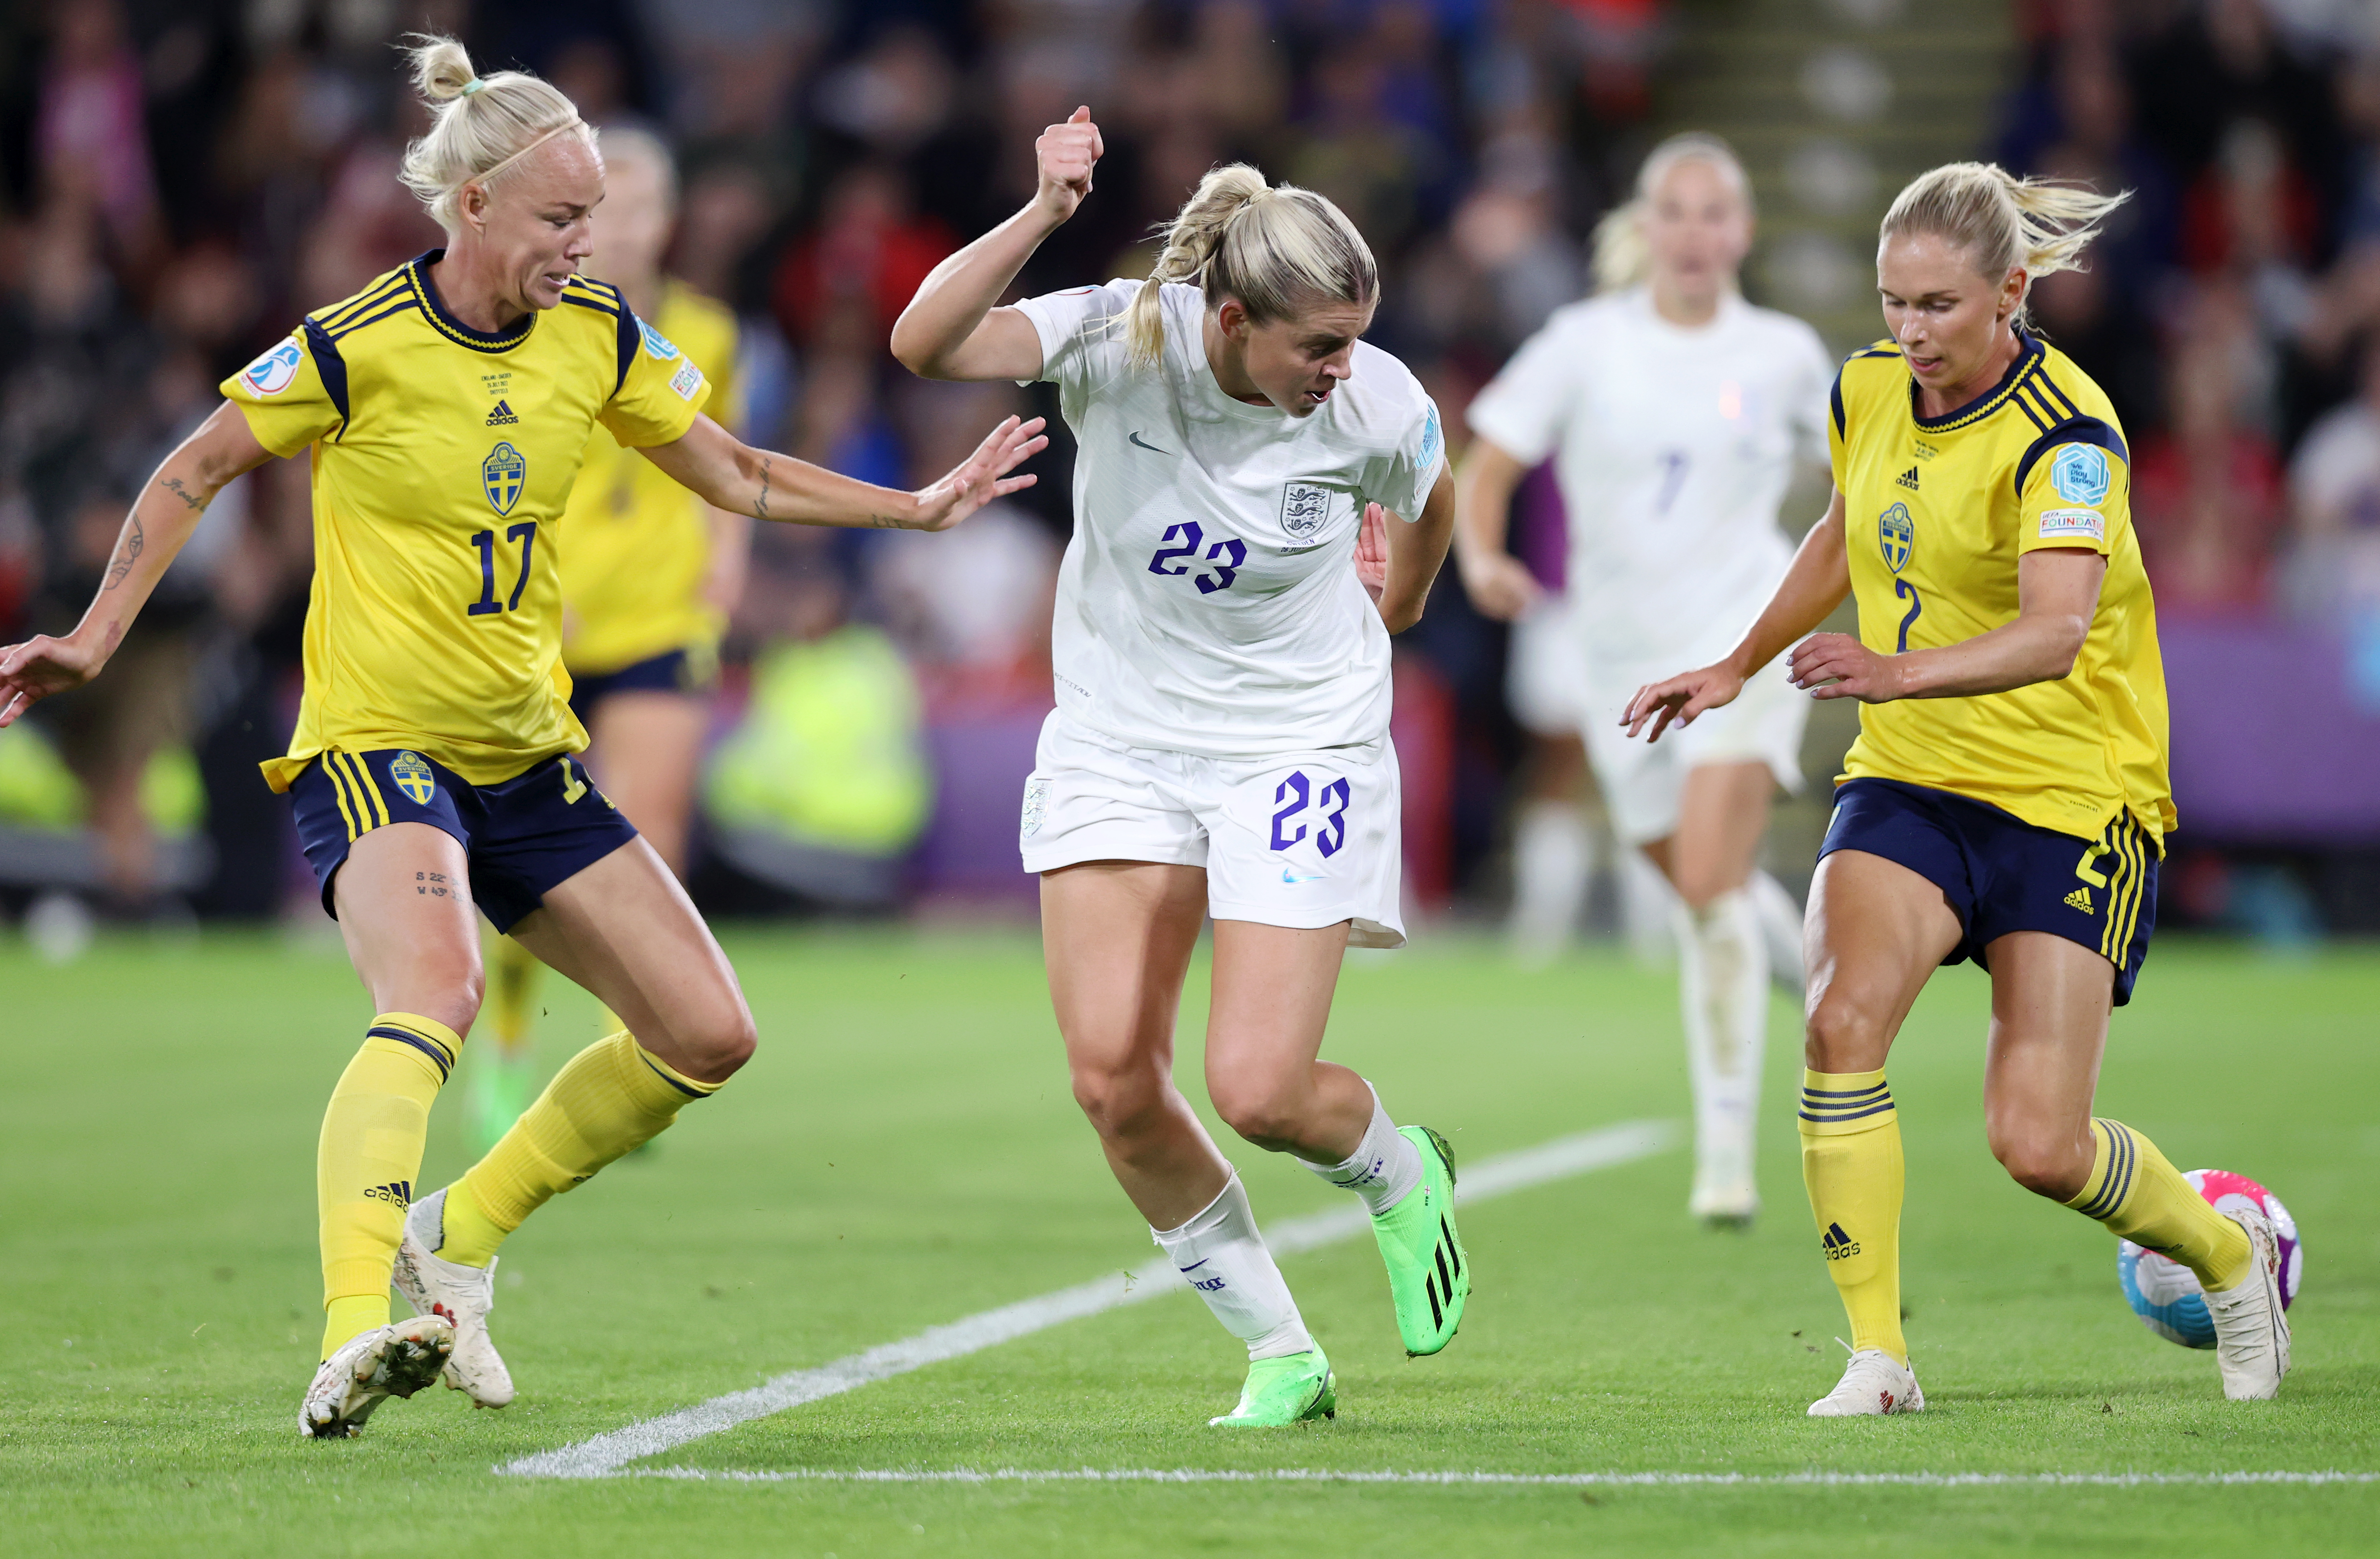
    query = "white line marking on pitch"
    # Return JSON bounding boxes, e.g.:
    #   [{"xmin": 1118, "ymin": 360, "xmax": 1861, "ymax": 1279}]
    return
[
  {"xmin": 628, "ymin": 1468, "xmax": 2380, "ymax": 1489},
  {"xmin": 499, "ymin": 1119, "xmax": 1676, "ymax": 1480}
]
